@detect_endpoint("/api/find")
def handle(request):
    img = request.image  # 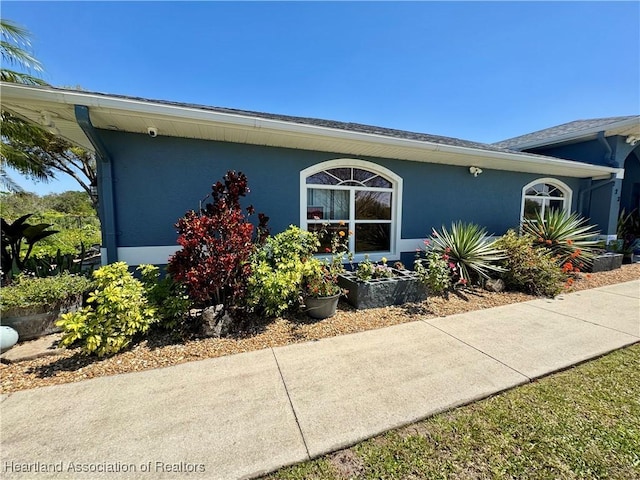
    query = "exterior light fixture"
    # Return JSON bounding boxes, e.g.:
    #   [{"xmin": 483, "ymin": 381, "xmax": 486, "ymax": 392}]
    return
[{"xmin": 469, "ymin": 166, "xmax": 483, "ymax": 177}]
